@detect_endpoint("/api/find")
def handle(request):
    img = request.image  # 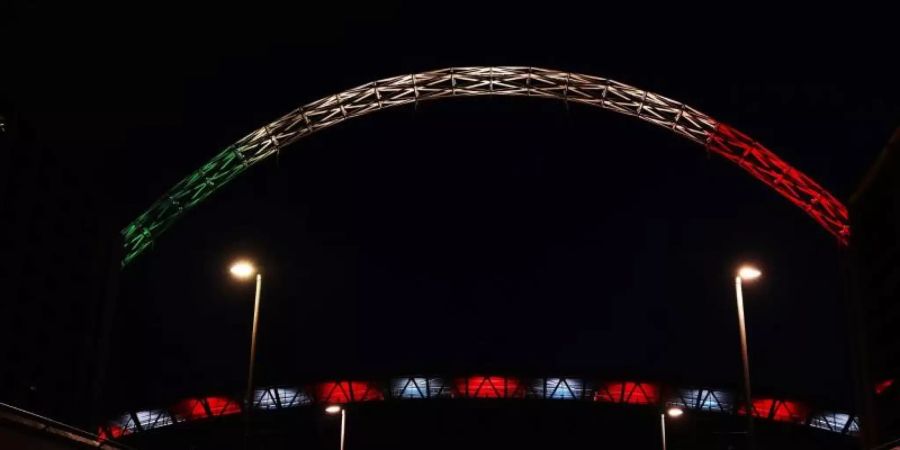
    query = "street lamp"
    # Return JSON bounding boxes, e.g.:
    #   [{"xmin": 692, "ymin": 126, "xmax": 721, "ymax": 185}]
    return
[
  {"xmin": 661, "ymin": 406, "xmax": 683, "ymax": 450},
  {"xmin": 229, "ymin": 260, "xmax": 263, "ymax": 412},
  {"xmin": 326, "ymin": 405, "xmax": 347, "ymax": 450},
  {"xmin": 735, "ymin": 264, "xmax": 761, "ymax": 448},
  {"xmin": 738, "ymin": 266, "xmax": 762, "ymax": 280},
  {"xmin": 230, "ymin": 261, "xmax": 256, "ymax": 279}
]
